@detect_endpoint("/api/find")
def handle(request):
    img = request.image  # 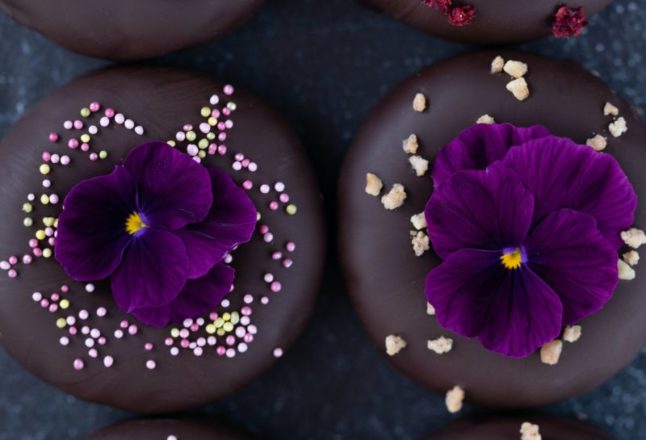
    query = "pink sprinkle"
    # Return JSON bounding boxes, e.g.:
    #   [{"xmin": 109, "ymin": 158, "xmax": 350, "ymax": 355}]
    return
[
  {"xmin": 81, "ymin": 143, "xmax": 90, "ymax": 152},
  {"xmin": 68, "ymin": 138, "xmax": 79, "ymax": 149},
  {"xmin": 89, "ymin": 153, "xmax": 98, "ymax": 161},
  {"xmin": 128, "ymin": 324, "xmax": 138, "ymax": 335},
  {"xmin": 145, "ymin": 360, "xmax": 156, "ymax": 370},
  {"xmin": 61, "ymin": 284, "xmax": 69, "ymax": 293},
  {"xmin": 248, "ymin": 325, "xmax": 258, "ymax": 334},
  {"xmin": 48, "ymin": 132, "xmax": 59, "ymax": 143},
  {"xmin": 286, "ymin": 242, "xmax": 296, "ymax": 252},
  {"xmin": 190, "ymin": 323, "xmax": 200, "ymax": 332},
  {"xmin": 234, "ymin": 153, "xmax": 244, "ymax": 161},
  {"xmin": 280, "ymin": 193, "xmax": 290, "ymax": 203},
  {"xmin": 216, "ymin": 346, "xmax": 226, "ymax": 356},
  {"xmin": 51, "ymin": 293, "xmax": 60, "ymax": 301},
  {"xmin": 242, "ymin": 180, "xmax": 253, "ymax": 191},
  {"xmin": 269, "ymin": 201, "xmax": 279, "ymax": 211},
  {"xmin": 98, "ymin": 337, "xmax": 106, "ymax": 345},
  {"xmin": 217, "ymin": 122, "xmax": 226, "ymax": 131},
  {"xmin": 73, "ymin": 120, "xmax": 83, "ymax": 130},
  {"xmin": 217, "ymin": 145, "xmax": 227, "ymax": 155},
  {"xmin": 144, "ymin": 342, "xmax": 154, "ymax": 351},
  {"xmin": 88, "ymin": 348, "xmax": 98, "ymax": 358},
  {"xmin": 208, "ymin": 144, "xmax": 218, "ymax": 155},
  {"xmin": 218, "ymin": 132, "xmax": 227, "ymax": 142},
  {"xmin": 244, "ymin": 333, "xmax": 254, "ymax": 343},
  {"xmin": 180, "ymin": 339, "xmax": 190, "ymax": 348},
  {"xmin": 48, "ymin": 238, "xmax": 56, "ymax": 246},
  {"xmin": 104, "ymin": 108, "xmax": 115, "ymax": 118},
  {"xmin": 89, "ymin": 102, "xmax": 101, "ymax": 112},
  {"xmin": 259, "ymin": 224, "xmax": 269, "ymax": 234},
  {"xmin": 29, "ymin": 239, "xmax": 38, "ymax": 248},
  {"xmin": 8, "ymin": 256, "xmax": 17, "ymax": 265},
  {"xmin": 209, "ymin": 312, "xmax": 219, "ymax": 321},
  {"xmin": 120, "ymin": 320, "xmax": 128, "ymax": 329},
  {"xmin": 273, "ymin": 348, "xmax": 284, "ymax": 358},
  {"xmin": 8, "ymin": 269, "xmax": 17, "ymax": 278},
  {"xmin": 42, "ymin": 152, "xmax": 51, "ymax": 162},
  {"xmin": 68, "ymin": 326, "xmax": 78, "ymax": 336},
  {"xmin": 73, "ymin": 359, "xmax": 84, "ymax": 370},
  {"xmin": 33, "ymin": 248, "xmax": 43, "ymax": 257},
  {"xmin": 272, "ymin": 251, "xmax": 282, "ymax": 260},
  {"xmin": 48, "ymin": 304, "xmax": 58, "ymax": 313},
  {"xmin": 22, "ymin": 255, "xmax": 32, "ymax": 265},
  {"xmin": 211, "ymin": 108, "xmax": 220, "ymax": 118},
  {"xmin": 242, "ymin": 306, "xmax": 252, "ymax": 316},
  {"xmin": 223, "ymin": 84, "xmax": 234, "ymax": 95},
  {"xmin": 222, "ymin": 108, "xmax": 231, "ymax": 116},
  {"xmin": 164, "ymin": 338, "xmax": 173, "ymax": 346},
  {"xmin": 225, "ymin": 120, "xmax": 234, "ymax": 129},
  {"xmin": 183, "ymin": 124, "xmax": 193, "ymax": 131},
  {"xmin": 226, "ymin": 335, "xmax": 236, "ymax": 346},
  {"xmin": 283, "ymin": 258, "xmax": 293, "ymax": 268}
]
